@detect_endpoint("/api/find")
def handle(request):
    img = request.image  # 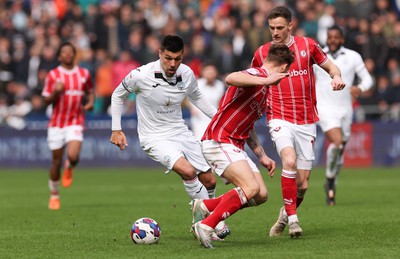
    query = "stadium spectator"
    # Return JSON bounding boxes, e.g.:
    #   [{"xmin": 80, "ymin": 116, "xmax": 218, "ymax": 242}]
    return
[
  {"xmin": 191, "ymin": 43, "xmax": 294, "ymax": 248},
  {"xmin": 109, "ymin": 35, "xmax": 230, "ymax": 239},
  {"xmin": 247, "ymin": 11, "xmax": 272, "ymax": 53},
  {"xmin": 314, "ymin": 25, "xmax": 373, "ymax": 206},
  {"xmin": 6, "ymin": 94, "xmax": 32, "ymax": 130},
  {"xmin": 249, "ymin": 6, "xmax": 345, "ymax": 237},
  {"xmin": 188, "ymin": 63, "xmax": 225, "ymax": 140},
  {"xmin": 0, "ymin": 0, "xmax": 399, "ymax": 124},
  {"xmin": 94, "ymin": 54, "xmax": 113, "ymax": 115},
  {"xmin": 42, "ymin": 42, "xmax": 95, "ymax": 210},
  {"xmin": 0, "ymin": 93, "xmax": 9, "ymax": 127}
]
